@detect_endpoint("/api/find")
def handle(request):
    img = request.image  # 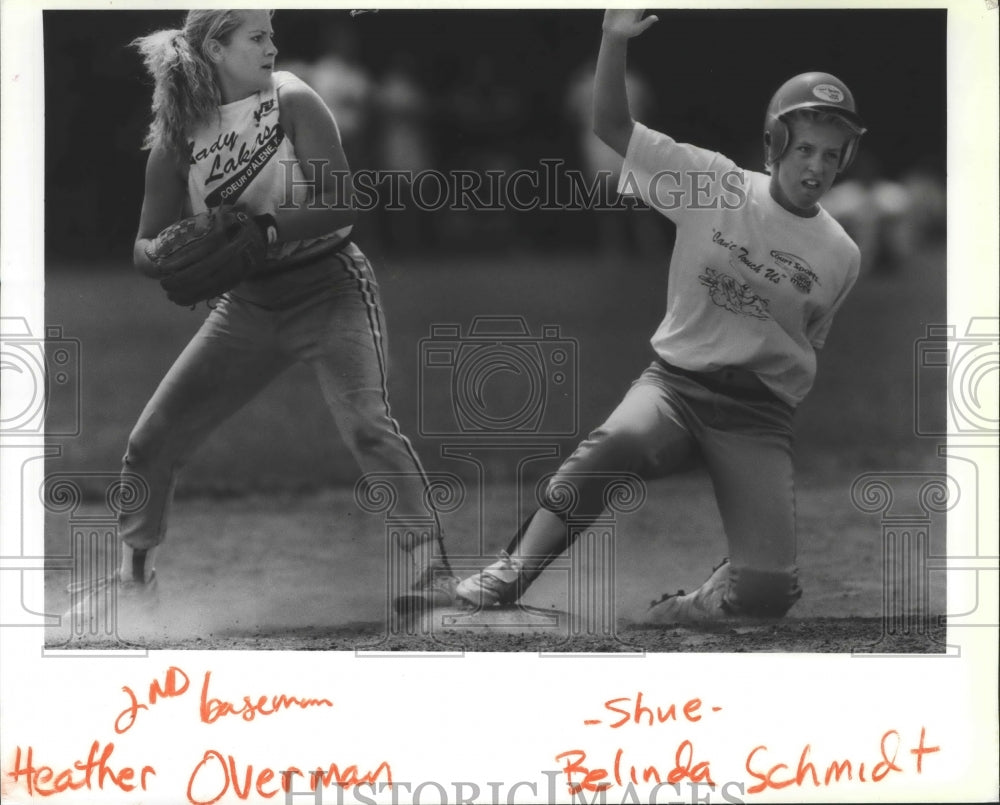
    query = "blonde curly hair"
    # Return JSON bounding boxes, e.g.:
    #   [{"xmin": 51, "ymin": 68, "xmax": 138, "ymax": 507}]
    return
[{"xmin": 132, "ymin": 10, "xmax": 266, "ymax": 156}]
